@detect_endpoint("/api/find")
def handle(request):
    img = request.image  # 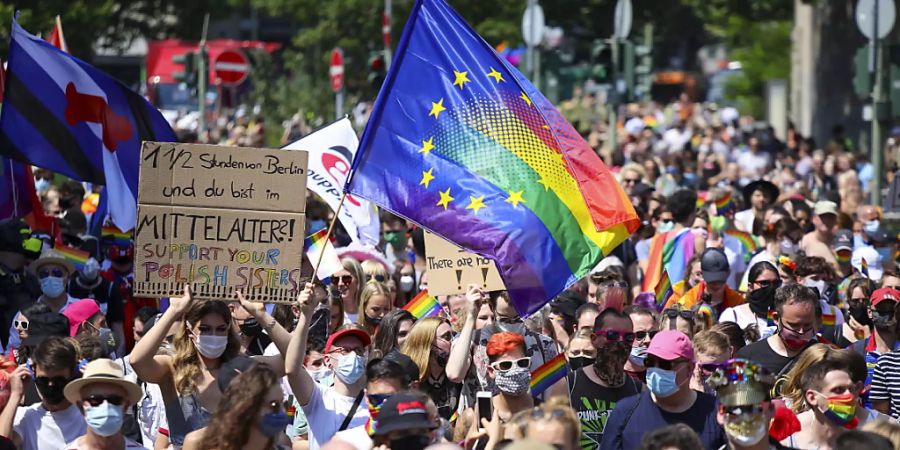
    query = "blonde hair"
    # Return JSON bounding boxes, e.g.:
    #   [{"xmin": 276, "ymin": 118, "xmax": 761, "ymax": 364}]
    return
[
  {"xmin": 173, "ymin": 299, "xmax": 242, "ymax": 395},
  {"xmin": 566, "ymin": 328, "xmax": 594, "ymax": 352},
  {"xmin": 341, "ymin": 257, "xmax": 365, "ymax": 309},
  {"xmin": 401, "ymin": 317, "xmax": 446, "ymax": 382},
  {"xmin": 861, "ymin": 419, "xmax": 900, "ymax": 448},
  {"xmin": 357, "ymin": 282, "xmax": 392, "ymax": 325},
  {"xmin": 692, "ymin": 330, "xmax": 731, "ymax": 357},
  {"xmin": 361, "ymin": 259, "xmax": 388, "ymax": 280},
  {"xmin": 521, "ymin": 398, "xmax": 581, "ymax": 450},
  {"xmin": 781, "ymin": 344, "xmax": 834, "ymax": 412}
]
